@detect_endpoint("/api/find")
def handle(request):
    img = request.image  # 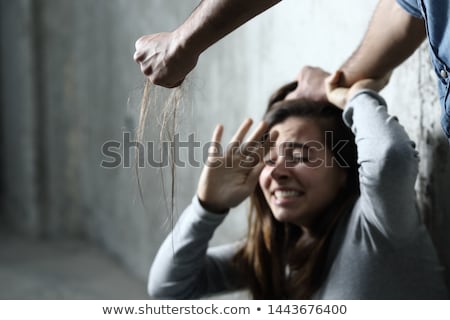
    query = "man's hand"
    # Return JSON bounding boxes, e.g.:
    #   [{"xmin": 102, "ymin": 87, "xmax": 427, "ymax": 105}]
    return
[
  {"xmin": 285, "ymin": 66, "xmax": 330, "ymax": 102},
  {"xmin": 325, "ymin": 70, "xmax": 391, "ymax": 109},
  {"xmin": 133, "ymin": 31, "xmax": 199, "ymax": 88}
]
